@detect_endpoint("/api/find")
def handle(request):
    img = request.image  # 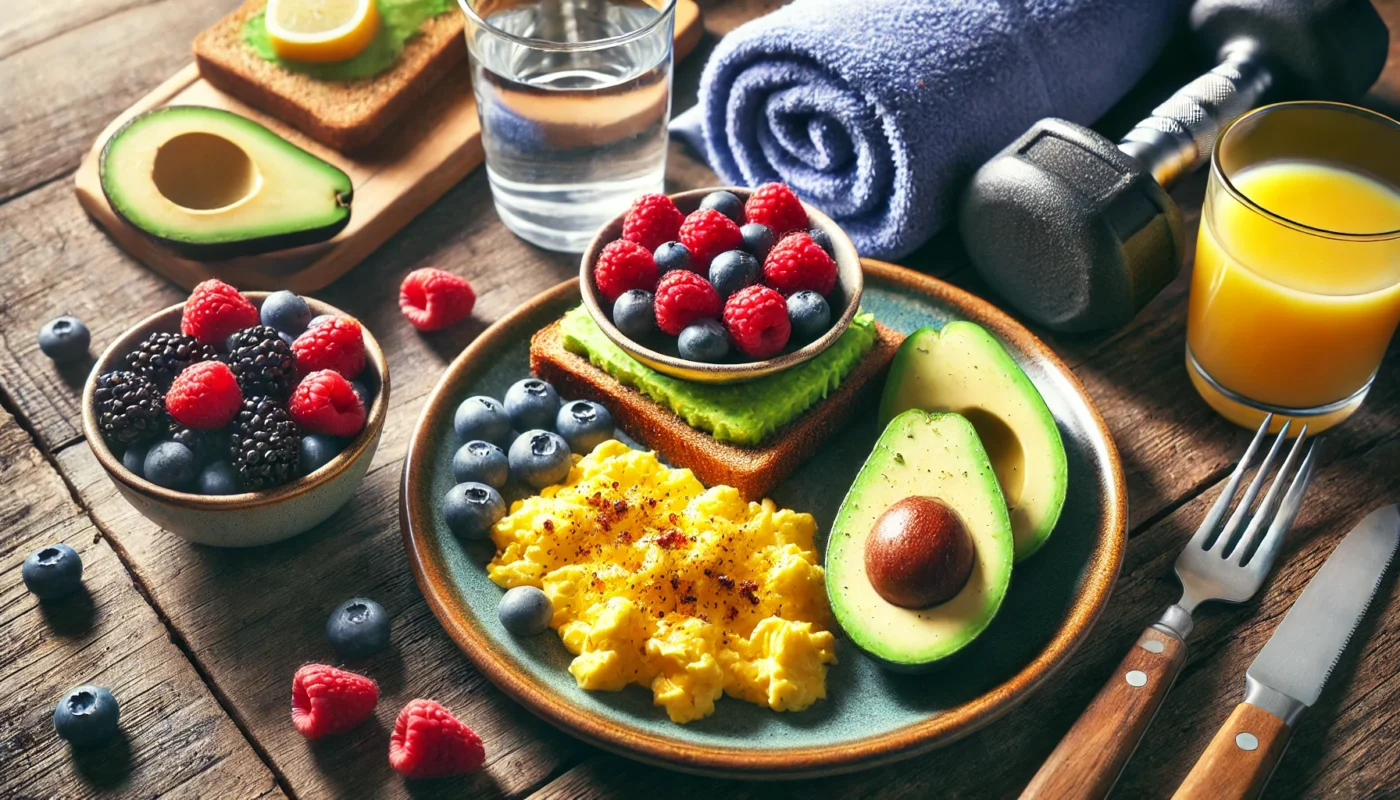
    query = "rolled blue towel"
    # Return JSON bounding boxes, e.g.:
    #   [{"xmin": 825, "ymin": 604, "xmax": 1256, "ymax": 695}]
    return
[{"xmin": 671, "ymin": 0, "xmax": 1185, "ymax": 259}]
